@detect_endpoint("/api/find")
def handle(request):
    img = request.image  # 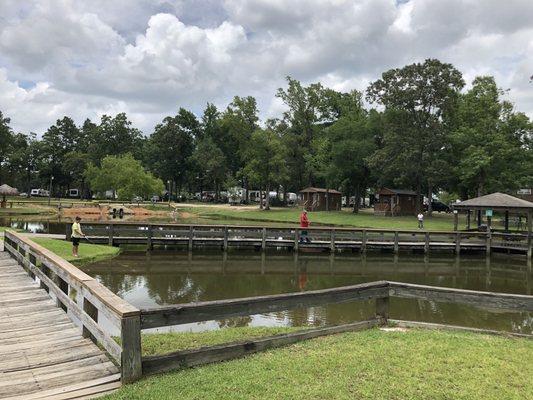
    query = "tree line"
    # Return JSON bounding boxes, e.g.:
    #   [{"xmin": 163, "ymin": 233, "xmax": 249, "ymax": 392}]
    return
[{"xmin": 1, "ymin": 59, "xmax": 532, "ymax": 212}]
